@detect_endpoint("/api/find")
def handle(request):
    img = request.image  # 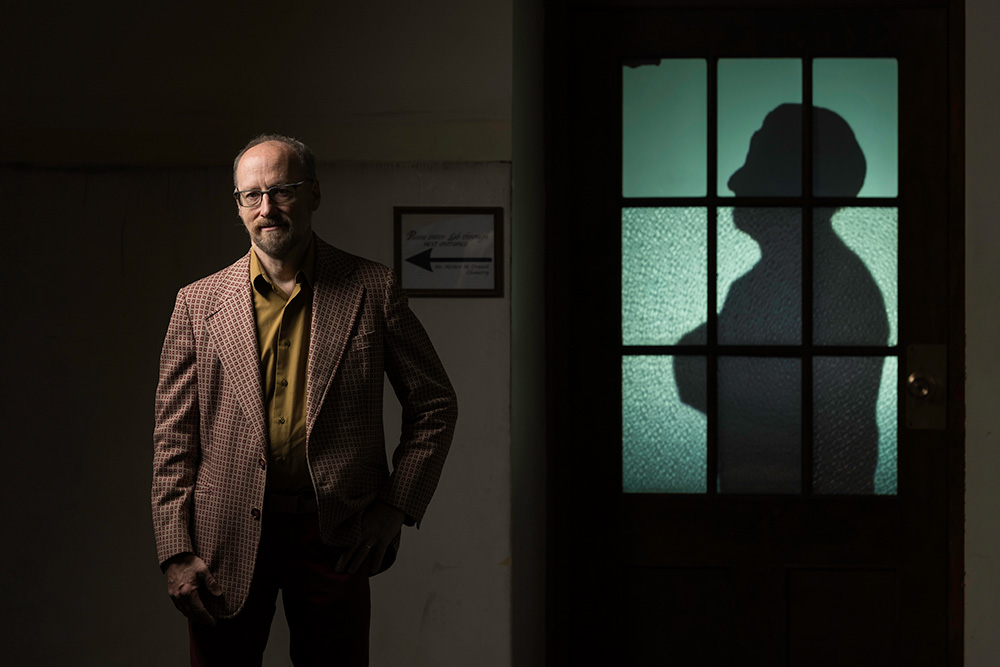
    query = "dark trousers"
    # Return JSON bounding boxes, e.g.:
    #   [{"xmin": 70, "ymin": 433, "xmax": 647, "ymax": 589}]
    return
[{"xmin": 189, "ymin": 511, "xmax": 370, "ymax": 667}]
